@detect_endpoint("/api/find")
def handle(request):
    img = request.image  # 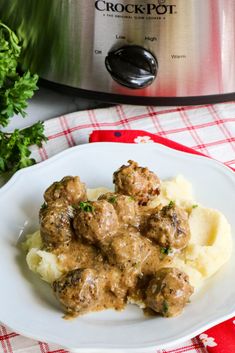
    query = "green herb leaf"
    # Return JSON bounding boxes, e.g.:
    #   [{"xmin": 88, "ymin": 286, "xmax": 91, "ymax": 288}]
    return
[
  {"xmin": 160, "ymin": 247, "xmax": 172, "ymax": 255},
  {"xmin": 108, "ymin": 196, "xmax": 117, "ymax": 204},
  {"xmin": 79, "ymin": 202, "xmax": 94, "ymax": 212},
  {"xmin": 0, "ymin": 71, "xmax": 38, "ymax": 127},
  {"xmin": 162, "ymin": 201, "xmax": 175, "ymax": 215},
  {"xmin": 0, "ymin": 22, "xmax": 39, "ymax": 127},
  {"xmin": 162, "ymin": 300, "xmax": 169, "ymax": 314},
  {"xmin": 167, "ymin": 200, "xmax": 175, "ymax": 208},
  {"xmin": 0, "ymin": 122, "xmax": 47, "ymax": 177},
  {"xmin": 40, "ymin": 202, "xmax": 47, "ymax": 210},
  {"xmin": 128, "ymin": 196, "xmax": 135, "ymax": 201},
  {"xmin": 0, "ymin": 22, "xmax": 46, "ymax": 180},
  {"xmin": 0, "ymin": 22, "xmax": 21, "ymax": 88},
  {"xmin": 192, "ymin": 204, "xmax": 198, "ymax": 209}
]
